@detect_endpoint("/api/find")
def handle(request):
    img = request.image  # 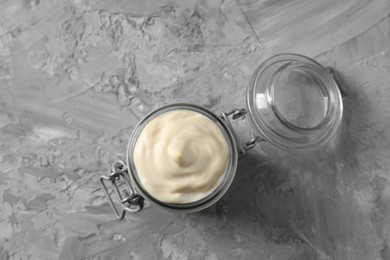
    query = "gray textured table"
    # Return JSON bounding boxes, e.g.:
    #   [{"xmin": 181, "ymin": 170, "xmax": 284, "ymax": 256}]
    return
[{"xmin": 1, "ymin": 0, "xmax": 390, "ymax": 259}]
